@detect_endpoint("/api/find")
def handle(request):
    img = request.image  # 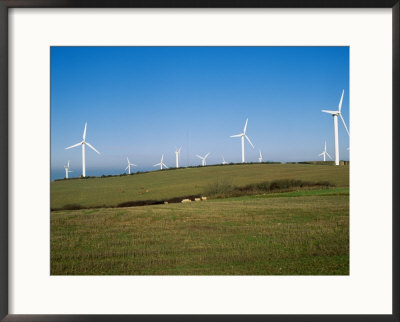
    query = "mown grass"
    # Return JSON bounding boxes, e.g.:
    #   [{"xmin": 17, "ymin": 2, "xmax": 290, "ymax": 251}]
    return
[
  {"xmin": 51, "ymin": 163, "xmax": 349, "ymax": 209},
  {"xmin": 51, "ymin": 188, "xmax": 349, "ymax": 275}
]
